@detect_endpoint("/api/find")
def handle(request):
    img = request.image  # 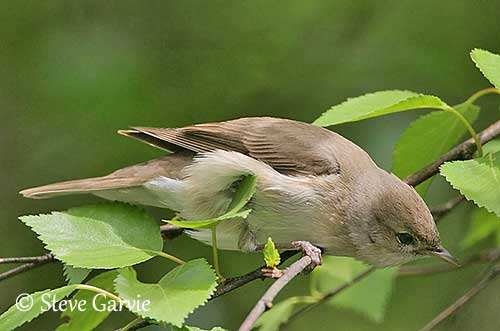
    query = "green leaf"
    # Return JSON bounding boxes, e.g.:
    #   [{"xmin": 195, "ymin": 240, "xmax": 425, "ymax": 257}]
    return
[
  {"xmin": 117, "ymin": 322, "xmax": 227, "ymax": 330},
  {"xmin": 19, "ymin": 203, "xmax": 163, "ymax": 269},
  {"xmin": 115, "ymin": 259, "xmax": 217, "ymax": 327},
  {"xmin": 255, "ymin": 296, "xmax": 317, "ymax": 331},
  {"xmin": 226, "ymin": 175, "xmax": 257, "ymax": 214},
  {"xmin": 263, "ymin": 237, "xmax": 281, "ymax": 268},
  {"xmin": 462, "ymin": 208, "xmax": 500, "ymax": 249},
  {"xmin": 440, "ymin": 152, "xmax": 500, "ymax": 216},
  {"xmin": 56, "ymin": 270, "xmax": 119, "ymax": 331},
  {"xmin": 483, "ymin": 139, "xmax": 500, "ymax": 155},
  {"xmin": 179, "ymin": 327, "xmax": 227, "ymax": 331},
  {"xmin": 392, "ymin": 103, "xmax": 480, "ymax": 195},
  {"xmin": 314, "ymin": 257, "xmax": 396, "ymax": 322},
  {"xmin": 63, "ymin": 265, "xmax": 92, "ymax": 285},
  {"xmin": 168, "ymin": 210, "xmax": 251, "ymax": 229},
  {"xmin": 0, "ymin": 285, "xmax": 78, "ymax": 331},
  {"xmin": 160, "ymin": 326, "xmax": 227, "ymax": 331},
  {"xmin": 313, "ymin": 90, "xmax": 450, "ymax": 126},
  {"xmin": 471, "ymin": 48, "xmax": 500, "ymax": 89},
  {"xmin": 167, "ymin": 175, "xmax": 256, "ymax": 229}
]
